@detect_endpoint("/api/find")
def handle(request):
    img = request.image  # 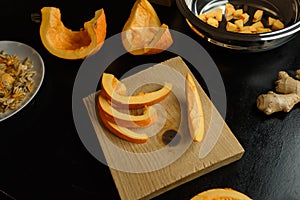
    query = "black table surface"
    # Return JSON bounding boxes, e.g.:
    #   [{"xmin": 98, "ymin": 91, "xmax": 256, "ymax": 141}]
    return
[{"xmin": 1, "ymin": 0, "xmax": 299, "ymax": 200}]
